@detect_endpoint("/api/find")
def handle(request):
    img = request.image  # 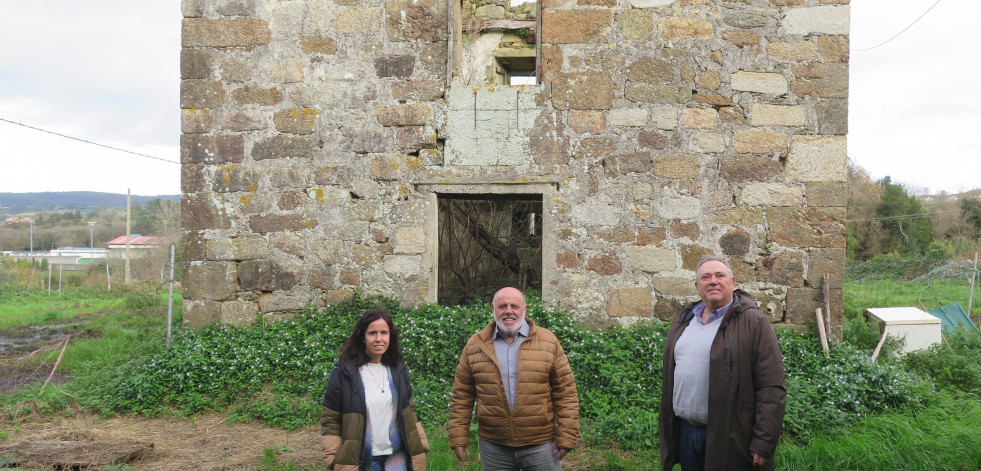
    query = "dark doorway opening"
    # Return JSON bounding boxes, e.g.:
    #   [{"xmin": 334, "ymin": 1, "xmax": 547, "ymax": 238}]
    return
[{"xmin": 437, "ymin": 194, "xmax": 543, "ymax": 305}]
